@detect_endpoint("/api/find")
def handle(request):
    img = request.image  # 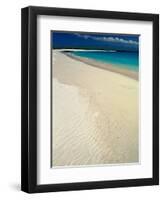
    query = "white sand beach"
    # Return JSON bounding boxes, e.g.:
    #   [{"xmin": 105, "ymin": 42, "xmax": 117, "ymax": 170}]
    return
[{"xmin": 52, "ymin": 51, "xmax": 139, "ymax": 167}]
